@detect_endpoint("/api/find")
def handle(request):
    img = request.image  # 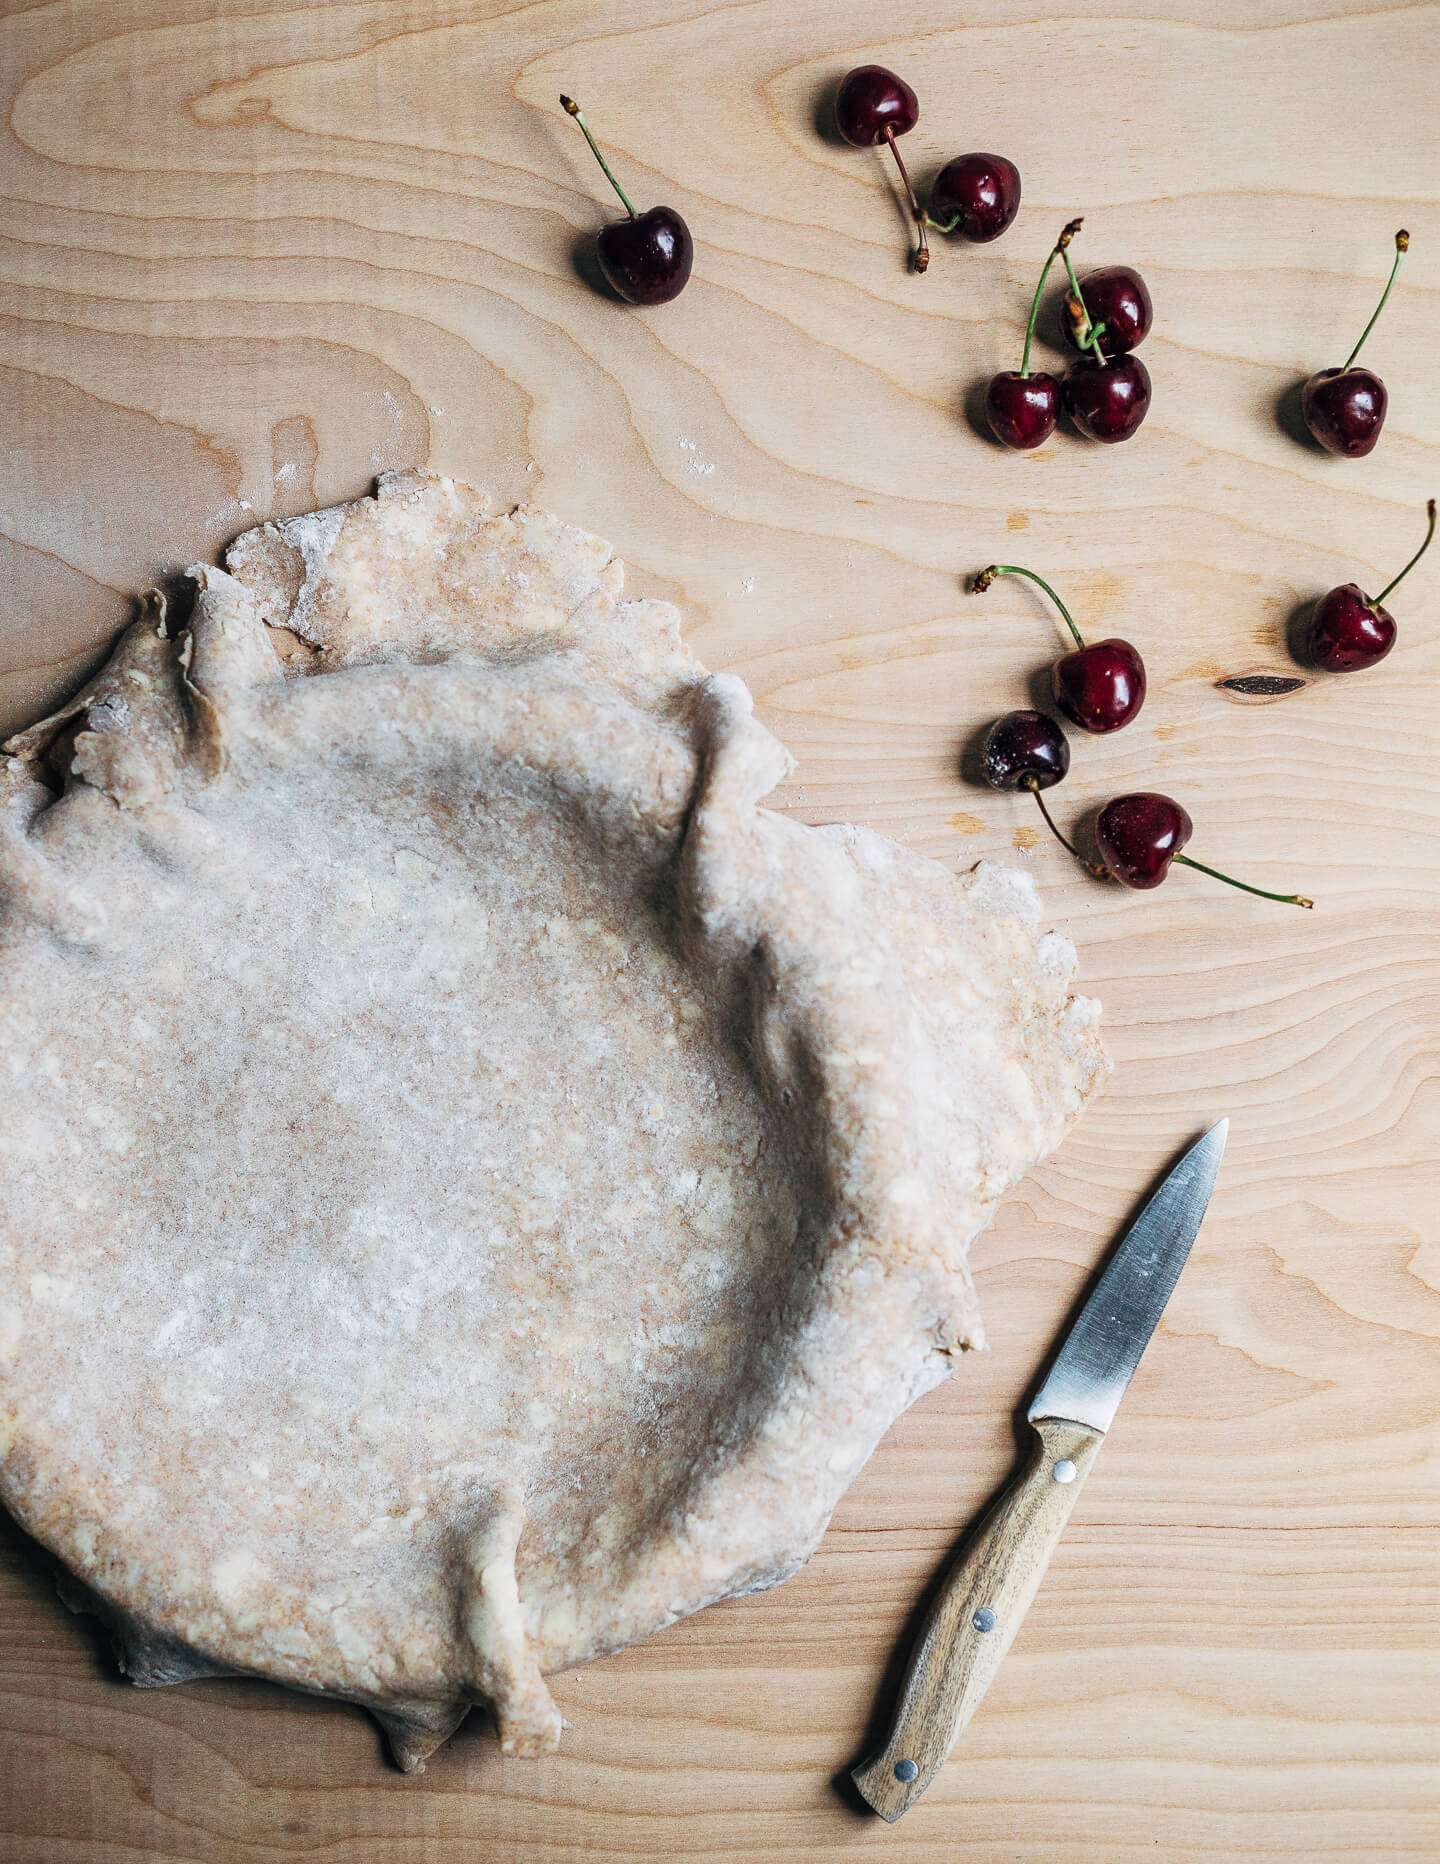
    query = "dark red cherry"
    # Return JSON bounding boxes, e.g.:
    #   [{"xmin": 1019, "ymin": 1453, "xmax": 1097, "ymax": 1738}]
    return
[
  {"xmin": 1052, "ymin": 639, "xmax": 1146, "ymax": 733},
  {"xmin": 1301, "ymin": 368, "xmax": 1387, "ymax": 458},
  {"xmin": 1307, "ymin": 585, "xmax": 1395, "ymax": 671},
  {"xmin": 1299, "ymin": 230, "xmax": 1408, "ymax": 458},
  {"xmin": 562, "ymin": 97, "xmax": 693, "ymax": 306},
  {"xmin": 931, "ymin": 153, "xmax": 1020, "ymax": 243},
  {"xmin": 835, "ymin": 66, "xmax": 932, "ymax": 272},
  {"xmin": 982, "ymin": 711, "xmax": 1069, "ymax": 790},
  {"xmin": 981, "ymin": 712, "xmax": 1081, "ymax": 861},
  {"xmin": 835, "ymin": 65, "xmax": 918, "ymax": 145},
  {"xmin": 1064, "ymin": 353, "xmax": 1152, "ymax": 443},
  {"xmin": 1095, "ymin": 793, "xmax": 1311, "ymax": 907},
  {"xmin": 1306, "ymin": 497, "xmax": 1434, "ymax": 670},
  {"xmin": 986, "ymin": 372, "xmax": 1059, "ymax": 450},
  {"xmin": 975, "ymin": 561, "xmax": 1146, "ymax": 735},
  {"xmin": 596, "ymin": 207, "xmax": 693, "ymax": 305},
  {"xmin": 1096, "ymin": 792, "xmax": 1192, "ymax": 889},
  {"xmin": 1063, "ymin": 264, "xmax": 1152, "ymax": 356}
]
